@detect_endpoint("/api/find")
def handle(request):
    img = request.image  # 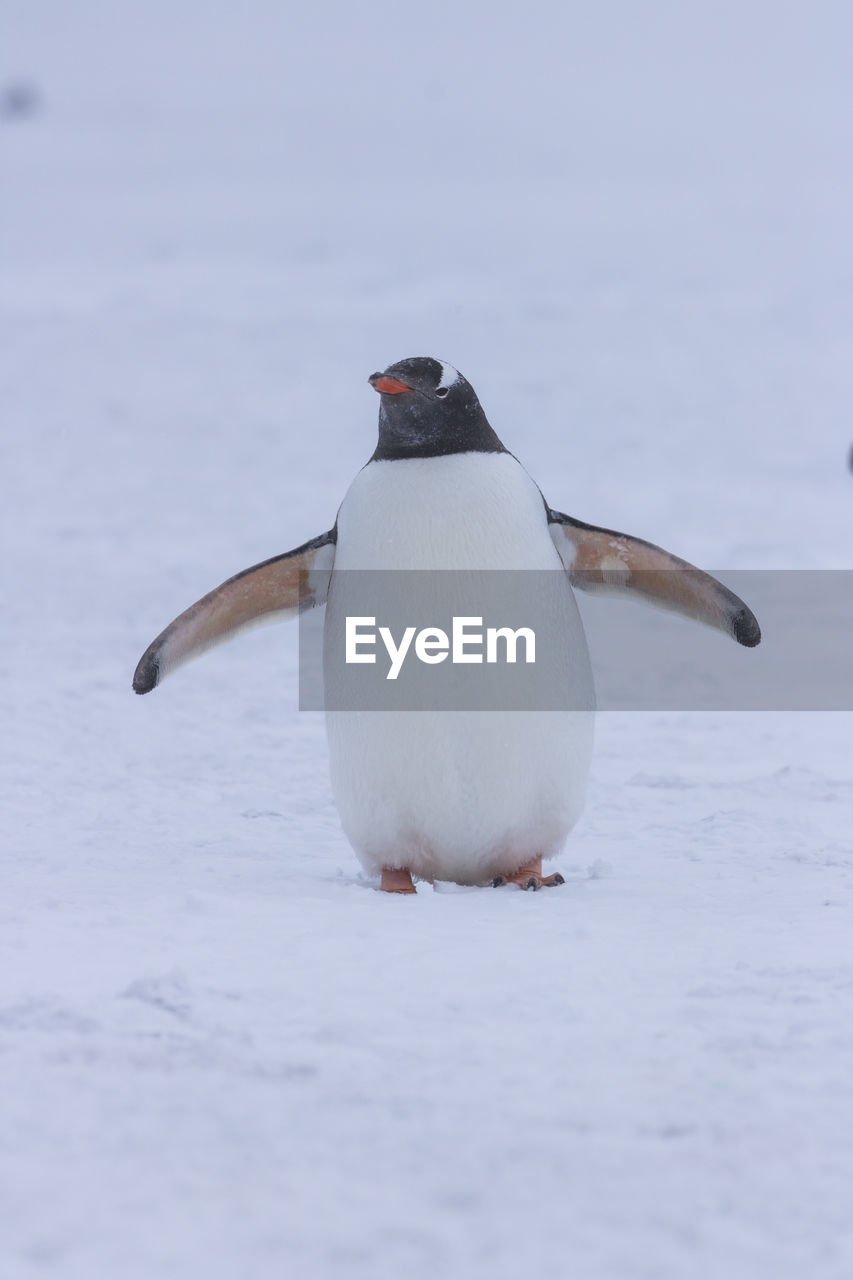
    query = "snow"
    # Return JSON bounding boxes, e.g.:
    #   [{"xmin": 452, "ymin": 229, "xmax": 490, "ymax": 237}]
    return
[{"xmin": 2, "ymin": 1, "xmax": 853, "ymax": 1277}]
